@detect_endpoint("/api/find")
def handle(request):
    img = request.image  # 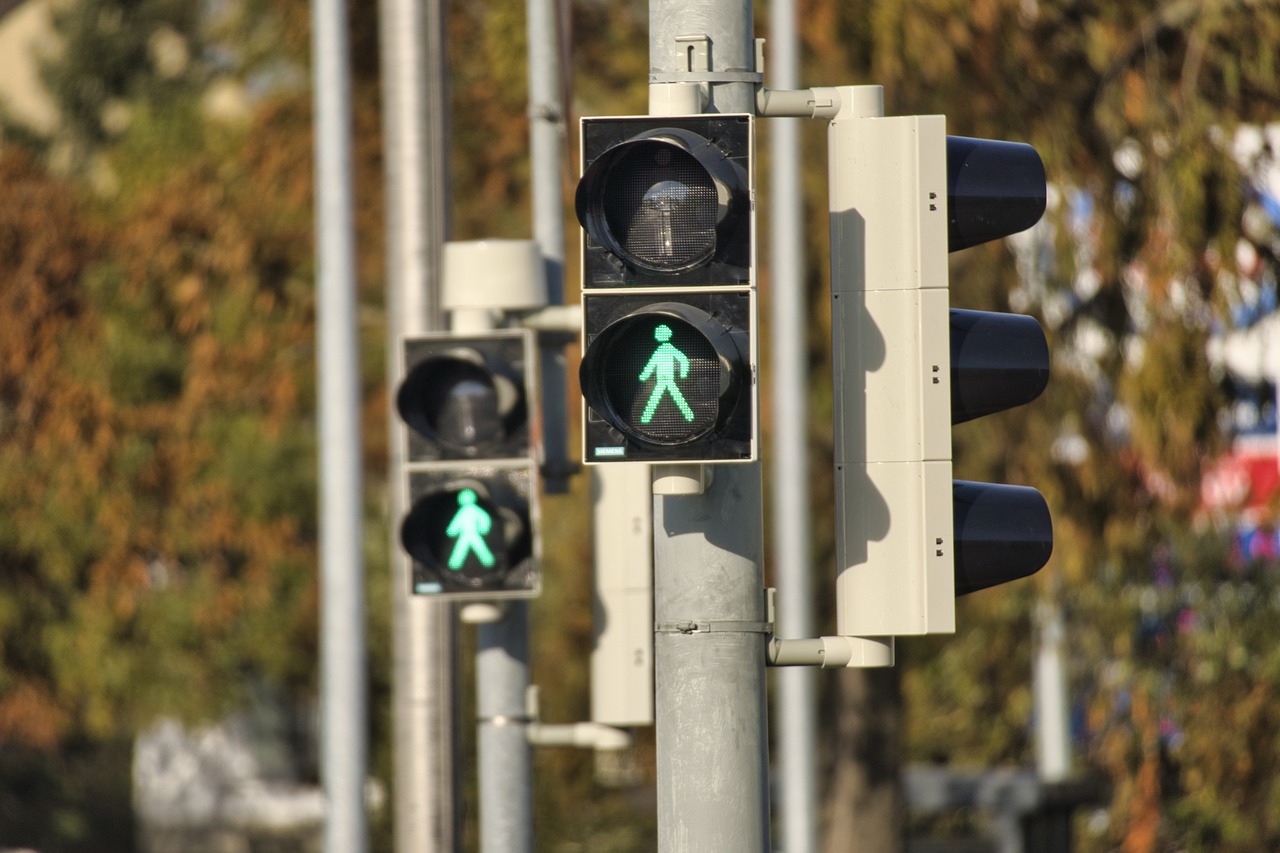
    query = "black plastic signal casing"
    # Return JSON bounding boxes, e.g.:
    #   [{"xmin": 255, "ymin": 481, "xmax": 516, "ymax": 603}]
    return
[
  {"xmin": 395, "ymin": 330, "xmax": 540, "ymax": 601},
  {"xmin": 952, "ymin": 481, "xmax": 1053, "ymax": 595},
  {"xmin": 577, "ymin": 115, "xmax": 751, "ymax": 287},
  {"xmin": 945, "ymin": 135, "xmax": 1053, "ymax": 596},
  {"xmin": 397, "ymin": 336, "xmax": 529, "ymax": 461}
]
